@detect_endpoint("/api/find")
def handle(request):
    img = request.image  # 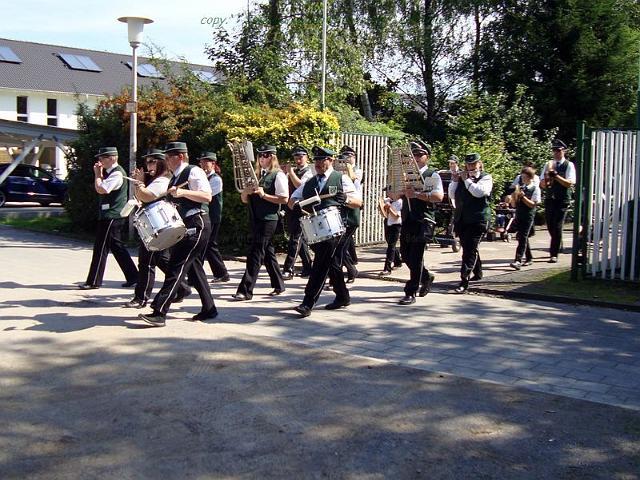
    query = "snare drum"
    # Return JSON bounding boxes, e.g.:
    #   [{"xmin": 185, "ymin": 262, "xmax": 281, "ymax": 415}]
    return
[
  {"xmin": 300, "ymin": 206, "xmax": 346, "ymax": 245},
  {"xmin": 134, "ymin": 200, "xmax": 186, "ymax": 251}
]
